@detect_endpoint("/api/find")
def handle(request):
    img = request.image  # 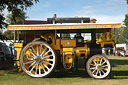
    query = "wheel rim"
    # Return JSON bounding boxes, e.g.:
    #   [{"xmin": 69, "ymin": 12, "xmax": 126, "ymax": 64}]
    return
[
  {"xmin": 87, "ymin": 56, "xmax": 111, "ymax": 79},
  {"xmin": 20, "ymin": 42, "xmax": 56, "ymax": 77}
]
